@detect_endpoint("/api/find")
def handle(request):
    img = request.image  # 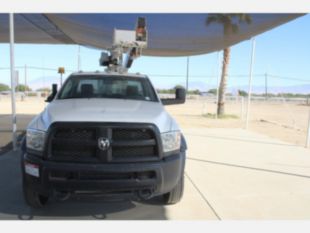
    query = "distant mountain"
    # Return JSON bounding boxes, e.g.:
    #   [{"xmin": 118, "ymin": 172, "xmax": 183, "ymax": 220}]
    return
[
  {"xmin": 28, "ymin": 76, "xmax": 61, "ymax": 90},
  {"xmin": 230, "ymin": 84, "xmax": 310, "ymax": 95},
  {"xmin": 177, "ymin": 81, "xmax": 310, "ymax": 95}
]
